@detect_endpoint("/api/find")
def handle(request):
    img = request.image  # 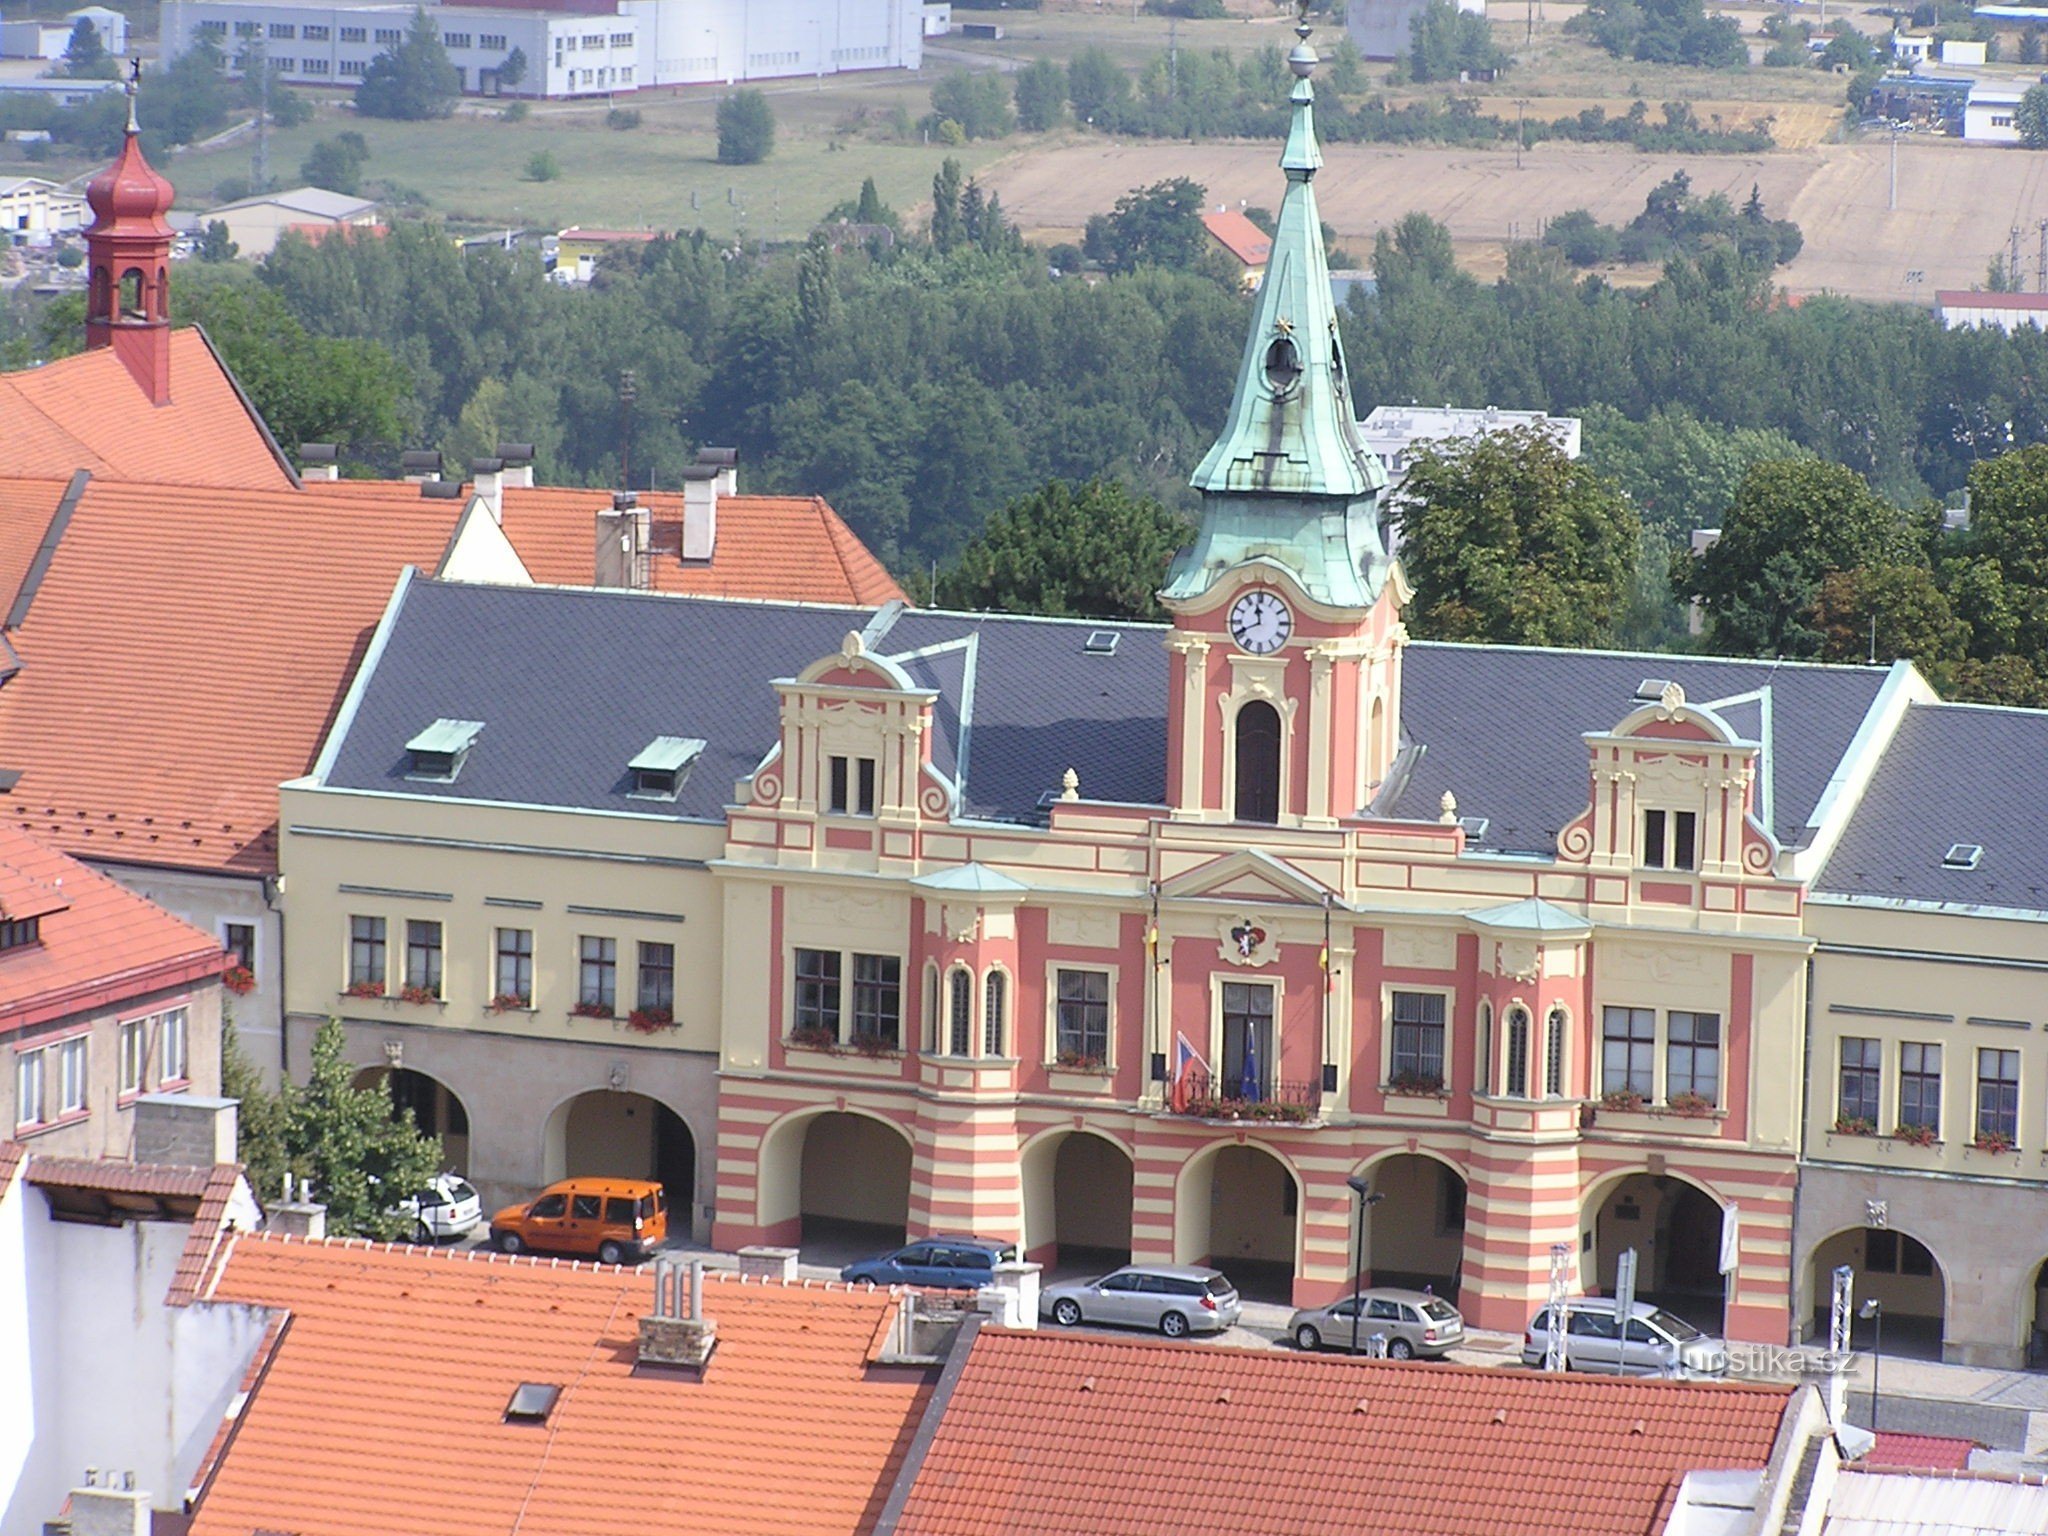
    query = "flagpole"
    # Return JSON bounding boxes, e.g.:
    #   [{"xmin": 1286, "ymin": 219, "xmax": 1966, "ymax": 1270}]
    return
[
  {"xmin": 1148, "ymin": 879, "xmax": 1162, "ymax": 1101},
  {"xmin": 1320, "ymin": 892, "xmax": 1333, "ymax": 1108}
]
